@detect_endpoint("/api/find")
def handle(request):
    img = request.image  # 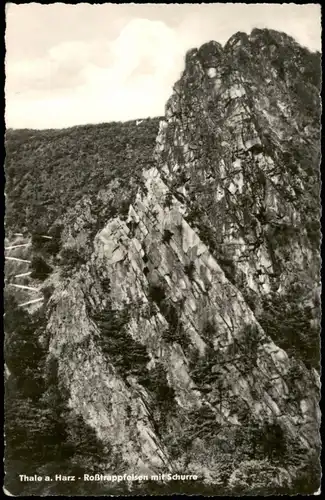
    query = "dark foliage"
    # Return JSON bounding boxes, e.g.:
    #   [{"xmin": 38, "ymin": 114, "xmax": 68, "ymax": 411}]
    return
[
  {"xmin": 30, "ymin": 255, "xmax": 53, "ymax": 281},
  {"xmin": 140, "ymin": 361, "xmax": 175, "ymax": 404},
  {"xmin": 217, "ymin": 255, "xmax": 236, "ymax": 284},
  {"xmin": 140, "ymin": 361, "xmax": 176, "ymax": 432},
  {"xmin": 126, "ymin": 219, "xmax": 139, "ymax": 237},
  {"xmin": 289, "ymin": 452, "xmax": 321, "ymax": 495},
  {"xmin": 189, "ymin": 347, "xmax": 224, "ymax": 396},
  {"xmin": 162, "ymin": 229, "xmax": 173, "ymax": 243},
  {"xmin": 5, "ymin": 118, "xmax": 162, "ymax": 233},
  {"xmin": 148, "ymin": 283, "xmax": 167, "ymax": 306},
  {"xmin": 94, "ymin": 307, "xmax": 151, "ymax": 379},
  {"xmin": 93, "ymin": 305, "xmax": 176, "ymax": 435},
  {"xmin": 101, "ymin": 278, "xmax": 111, "ymax": 295},
  {"xmin": 237, "ymin": 324, "xmax": 261, "ymax": 372},
  {"xmin": 4, "ymin": 298, "xmax": 112, "ymax": 496},
  {"xmin": 187, "ymin": 404, "xmax": 222, "ymax": 440},
  {"xmin": 42, "ymin": 284, "xmax": 55, "ymax": 305},
  {"xmin": 59, "ymin": 246, "xmax": 87, "ymax": 276},
  {"xmin": 31, "ymin": 230, "xmax": 48, "ymax": 251},
  {"xmin": 162, "ymin": 321, "xmax": 189, "ymax": 351},
  {"xmin": 163, "ymin": 191, "xmax": 174, "ymax": 209},
  {"xmin": 184, "ymin": 260, "xmax": 195, "ymax": 280},
  {"xmin": 147, "ymin": 283, "xmax": 188, "ymax": 349},
  {"xmin": 258, "ymin": 288, "xmax": 320, "ymax": 370},
  {"xmin": 4, "ymin": 295, "xmax": 46, "ymax": 398},
  {"xmin": 201, "ymin": 318, "xmax": 217, "ymax": 347},
  {"xmin": 43, "ymin": 223, "xmax": 63, "ymax": 256}
]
